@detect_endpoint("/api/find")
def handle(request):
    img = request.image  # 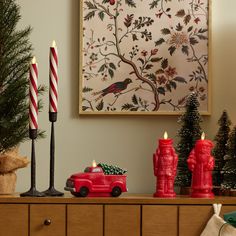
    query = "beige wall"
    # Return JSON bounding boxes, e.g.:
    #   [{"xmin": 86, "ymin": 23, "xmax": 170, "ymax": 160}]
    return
[{"xmin": 15, "ymin": 0, "xmax": 236, "ymax": 193}]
